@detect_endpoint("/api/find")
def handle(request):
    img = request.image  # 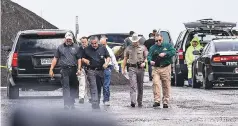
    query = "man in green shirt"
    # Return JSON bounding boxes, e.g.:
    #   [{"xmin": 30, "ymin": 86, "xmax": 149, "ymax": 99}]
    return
[{"xmin": 147, "ymin": 33, "xmax": 176, "ymax": 108}]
